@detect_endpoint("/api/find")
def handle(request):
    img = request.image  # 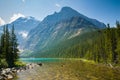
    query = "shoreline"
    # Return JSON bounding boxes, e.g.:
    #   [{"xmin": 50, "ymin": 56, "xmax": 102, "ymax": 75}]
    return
[
  {"xmin": 0, "ymin": 63, "xmax": 42, "ymax": 80},
  {"xmin": 16, "ymin": 60, "xmax": 120, "ymax": 80}
]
